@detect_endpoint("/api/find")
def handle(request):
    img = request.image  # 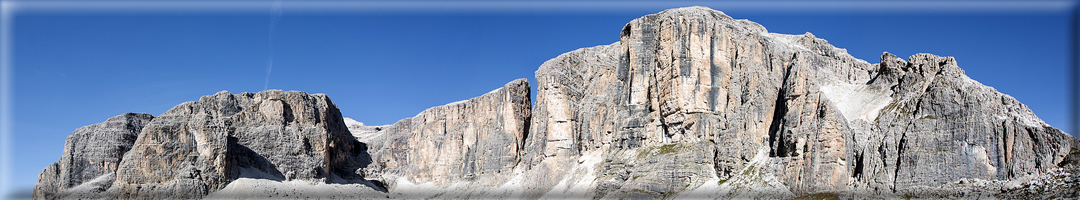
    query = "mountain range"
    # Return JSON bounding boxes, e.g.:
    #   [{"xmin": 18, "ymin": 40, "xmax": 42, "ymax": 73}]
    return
[{"xmin": 34, "ymin": 6, "xmax": 1080, "ymax": 199}]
